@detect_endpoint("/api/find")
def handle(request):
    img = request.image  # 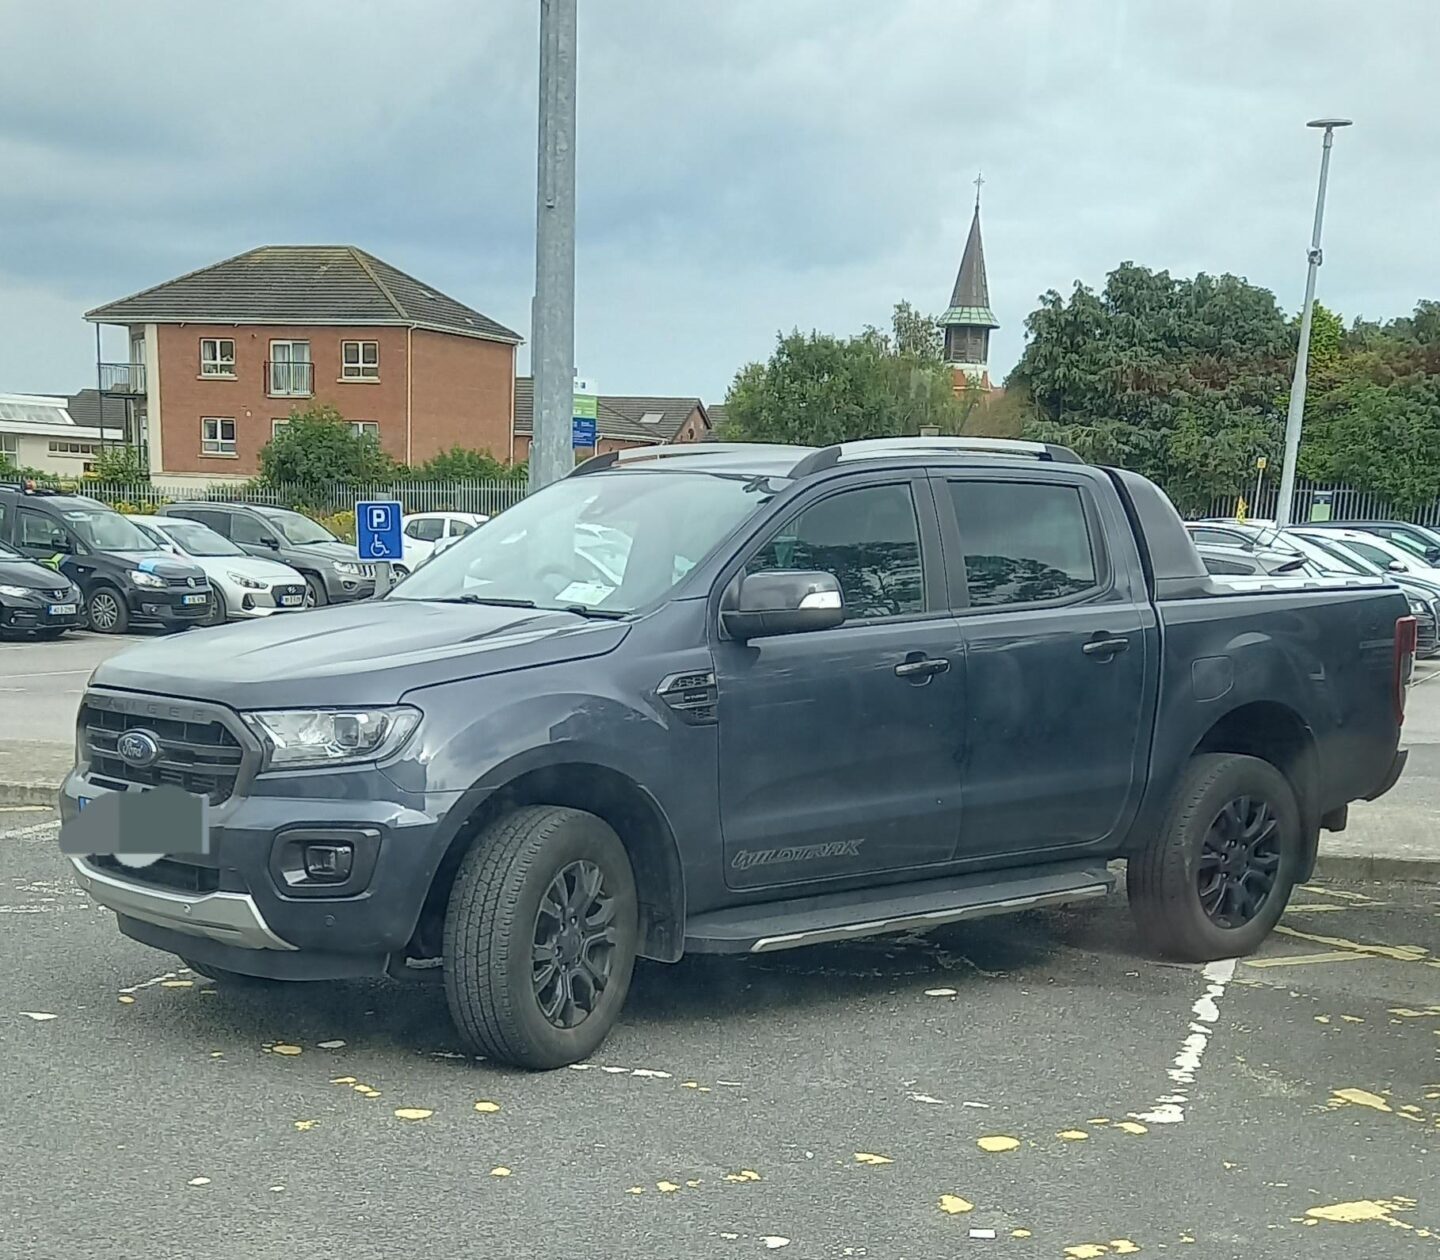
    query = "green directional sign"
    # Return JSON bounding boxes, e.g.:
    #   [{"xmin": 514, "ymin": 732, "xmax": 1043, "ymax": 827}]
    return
[{"xmin": 572, "ymin": 393, "xmax": 598, "ymax": 420}]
